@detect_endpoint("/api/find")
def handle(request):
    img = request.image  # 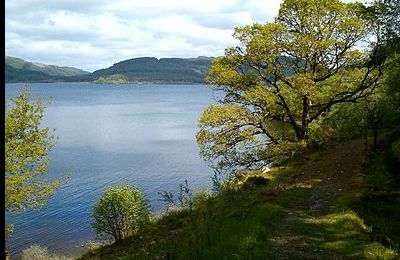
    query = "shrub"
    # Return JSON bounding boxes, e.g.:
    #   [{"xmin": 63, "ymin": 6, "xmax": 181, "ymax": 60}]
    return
[
  {"xmin": 91, "ymin": 184, "xmax": 149, "ymax": 241},
  {"xmin": 18, "ymin": 245, "xmax": 71, "ymax": 260},
  {"xmin": 243, "ymin": 176, "xmax": 270, "ymax": 188},
  {"xmin": 192, "ymin": 189, "xmax": 212, "ymax": 209}
]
